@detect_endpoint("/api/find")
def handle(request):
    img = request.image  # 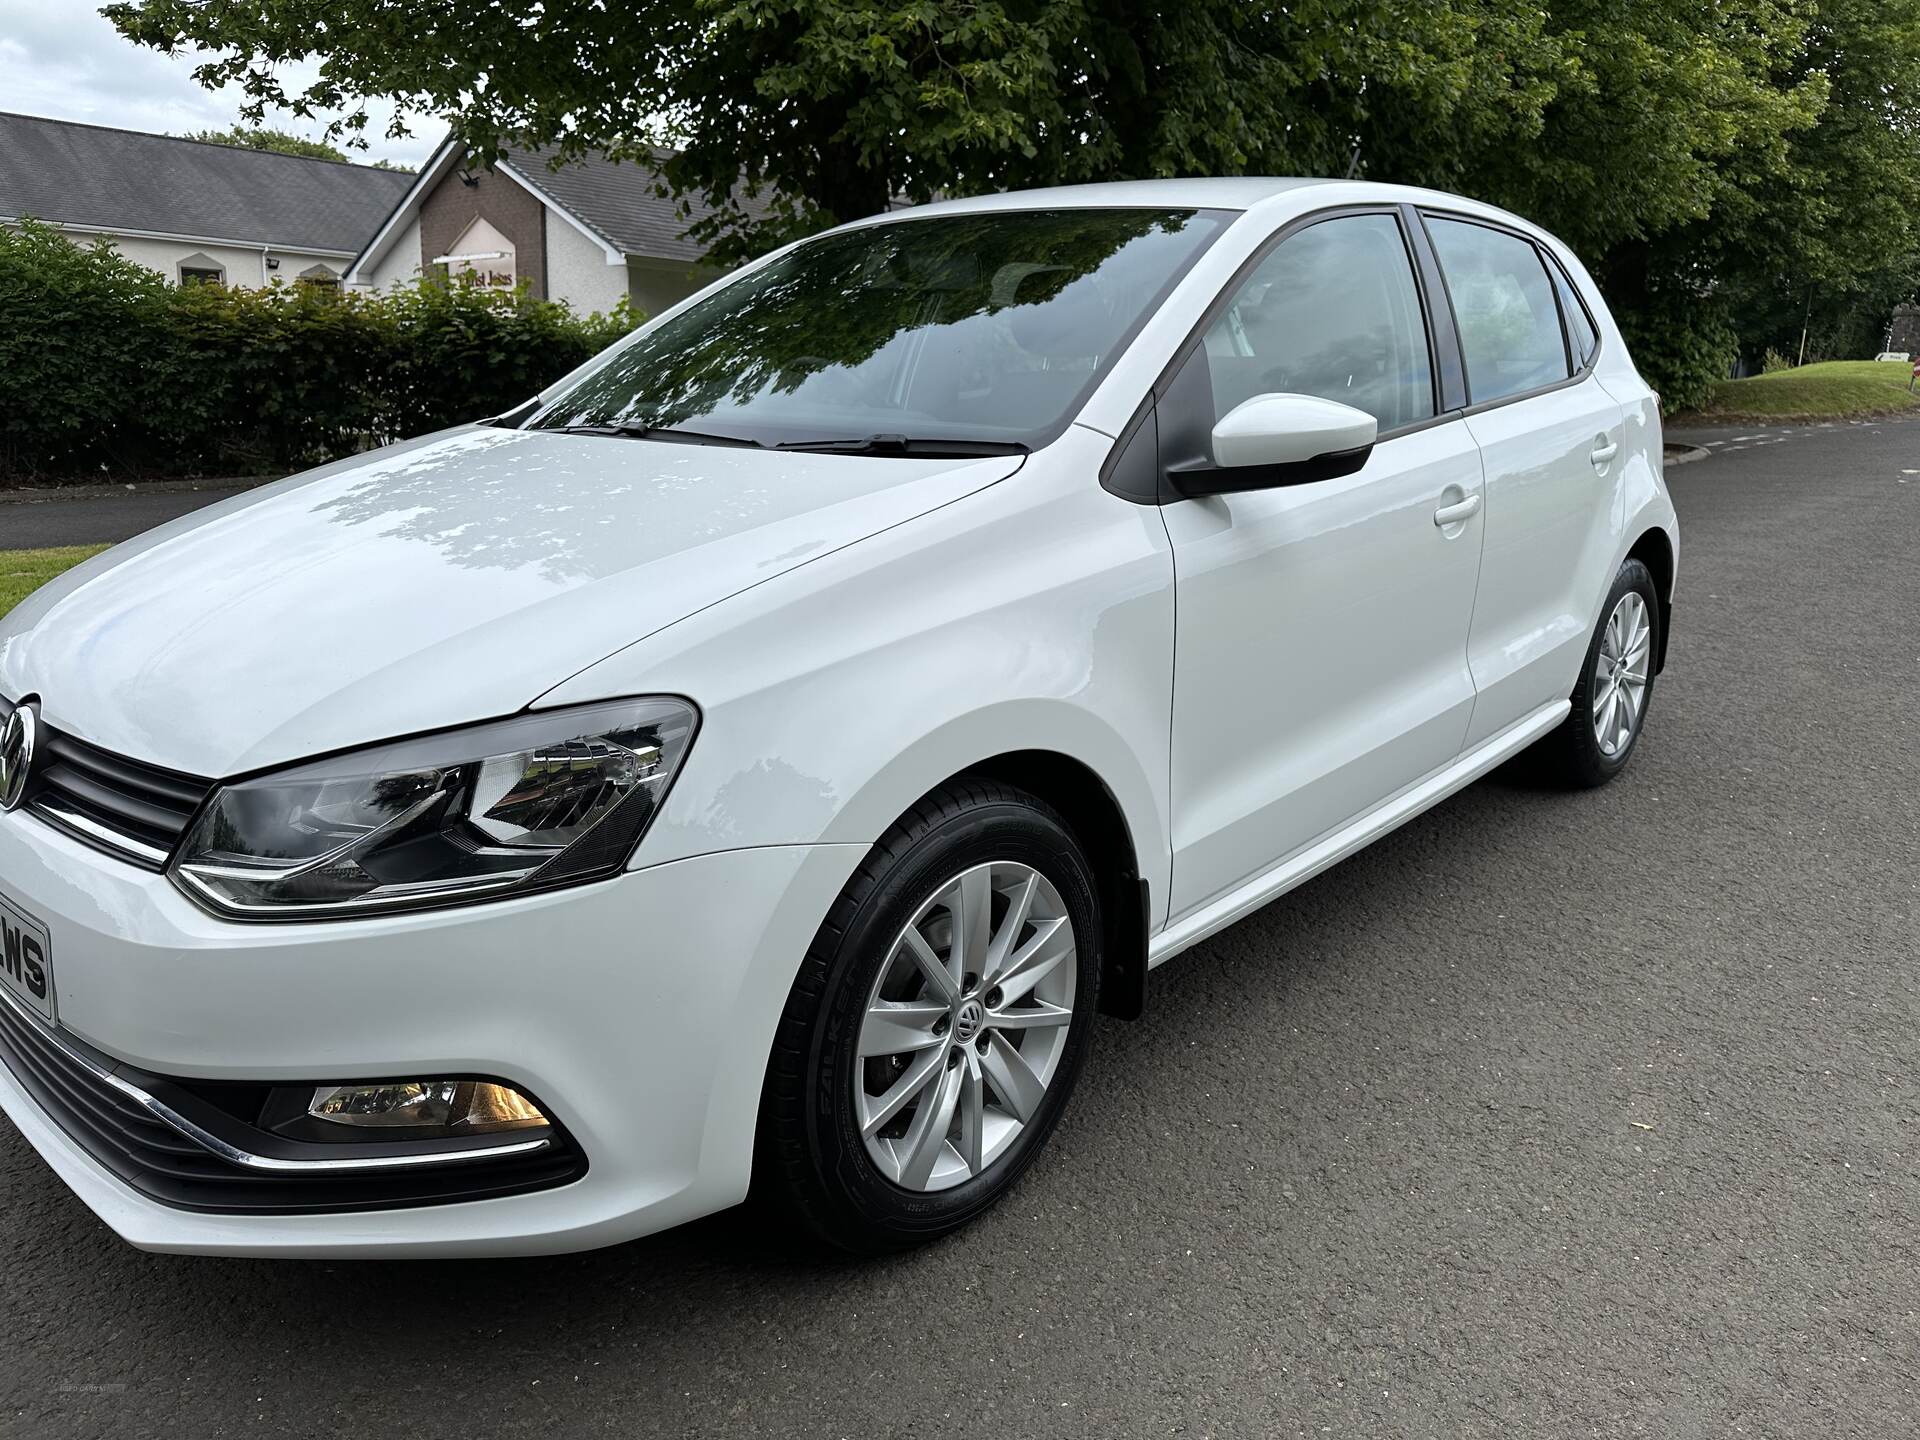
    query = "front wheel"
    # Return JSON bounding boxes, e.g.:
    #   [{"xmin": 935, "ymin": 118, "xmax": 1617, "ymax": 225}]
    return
[
  {"xmin": 756, "ymin": 779, "xmax": 1101, "ymax": 1253},
  {"xmin": 1540, "ymin": 557, "xmax": 1660, "ymax": 787}
]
